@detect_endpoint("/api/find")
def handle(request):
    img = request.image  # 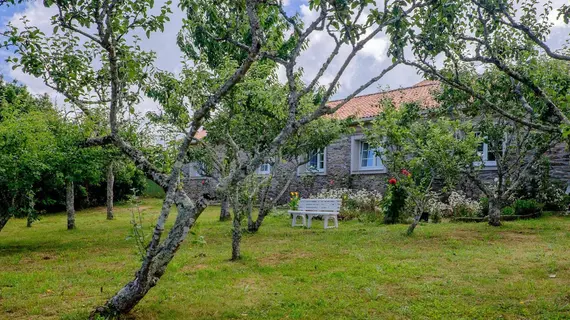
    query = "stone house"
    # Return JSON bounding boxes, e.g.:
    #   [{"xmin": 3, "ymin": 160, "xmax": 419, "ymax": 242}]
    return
[{"xmin": 183, "ymin": 80, "xmax": 570, "ymax": 202}]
